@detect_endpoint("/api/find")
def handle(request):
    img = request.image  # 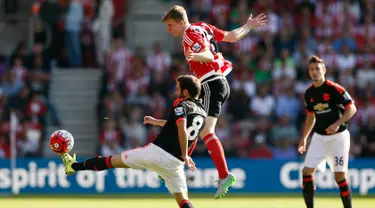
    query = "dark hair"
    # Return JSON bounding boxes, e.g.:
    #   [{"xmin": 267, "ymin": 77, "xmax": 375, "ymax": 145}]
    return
[
  {"xmin": 308, "ymin": 55, "xmax": 325, "ymax": 65},
  {"xmin": 177, "ymin": 75, "xmax": 201, "ymax": 98},
  {"xmin": 161, "ymin": 5, "xmax": 188, "ymax": 23}
]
